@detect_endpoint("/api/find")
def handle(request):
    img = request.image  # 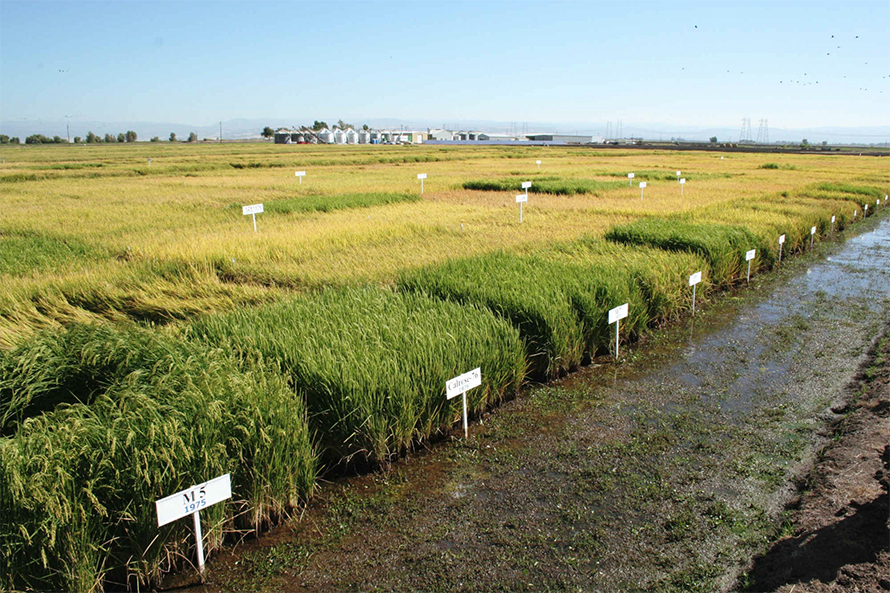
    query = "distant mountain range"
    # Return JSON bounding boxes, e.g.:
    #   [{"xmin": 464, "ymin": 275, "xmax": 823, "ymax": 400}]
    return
[{"xmin": 2, "ymin": 117, "xmax": 888, "ymax": 146}]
